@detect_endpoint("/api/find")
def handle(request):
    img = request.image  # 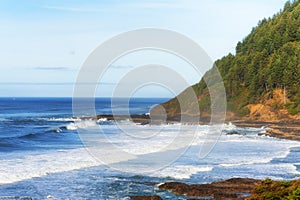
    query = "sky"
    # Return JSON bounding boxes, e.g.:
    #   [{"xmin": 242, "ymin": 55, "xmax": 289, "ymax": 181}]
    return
[{"xmin": 0, "ymin": 0, "xmax": 288, "ymax": 97}]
